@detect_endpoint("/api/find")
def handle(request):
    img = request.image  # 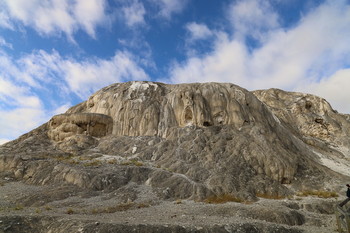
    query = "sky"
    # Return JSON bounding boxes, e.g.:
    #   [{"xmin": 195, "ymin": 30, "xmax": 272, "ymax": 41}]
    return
[{"xmin": 0, "ymin": 0, "xmax": 350, "ymax": 144}]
